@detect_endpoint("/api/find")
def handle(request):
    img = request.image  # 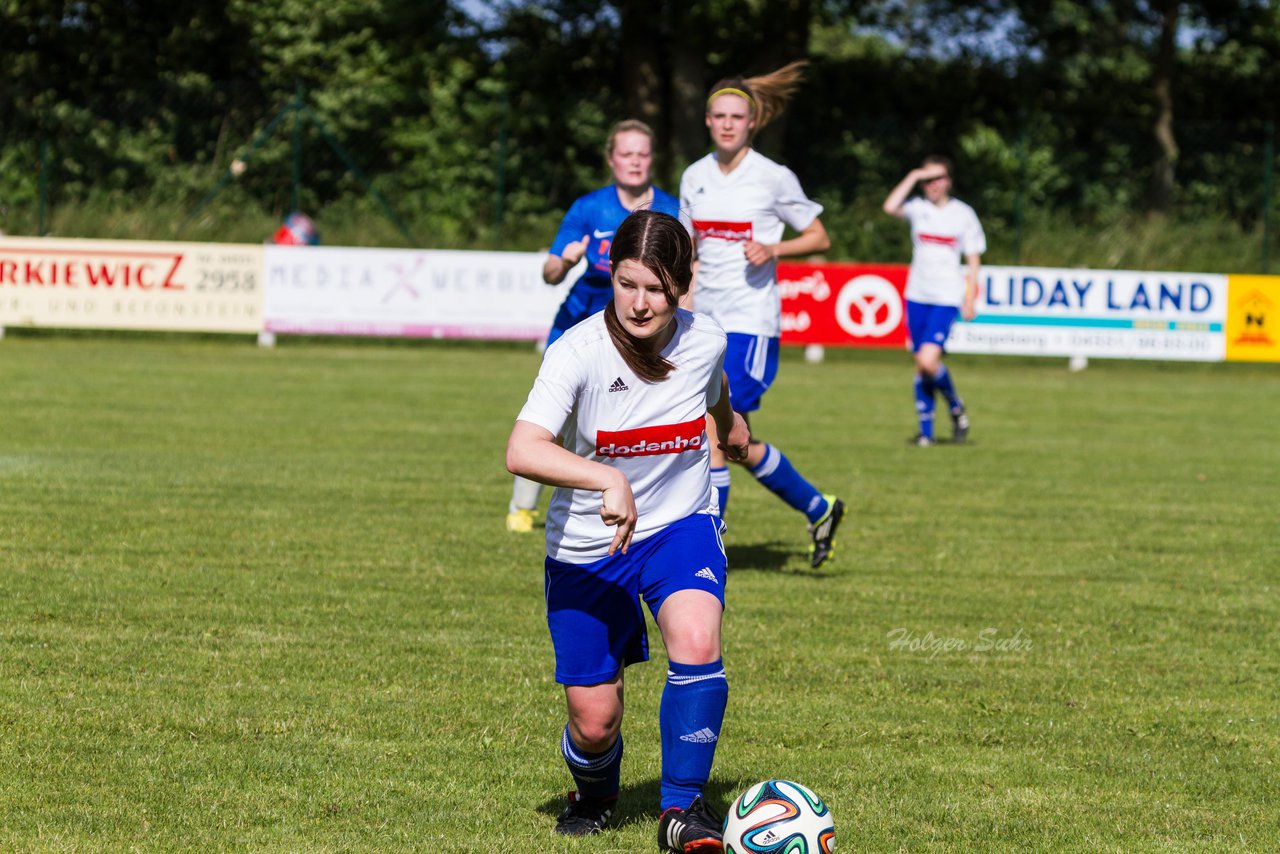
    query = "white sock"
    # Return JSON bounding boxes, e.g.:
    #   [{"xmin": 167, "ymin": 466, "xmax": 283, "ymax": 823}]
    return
[{"xmin": 509, "ymin": 476, "xmax": 543, "ymax": 513}]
